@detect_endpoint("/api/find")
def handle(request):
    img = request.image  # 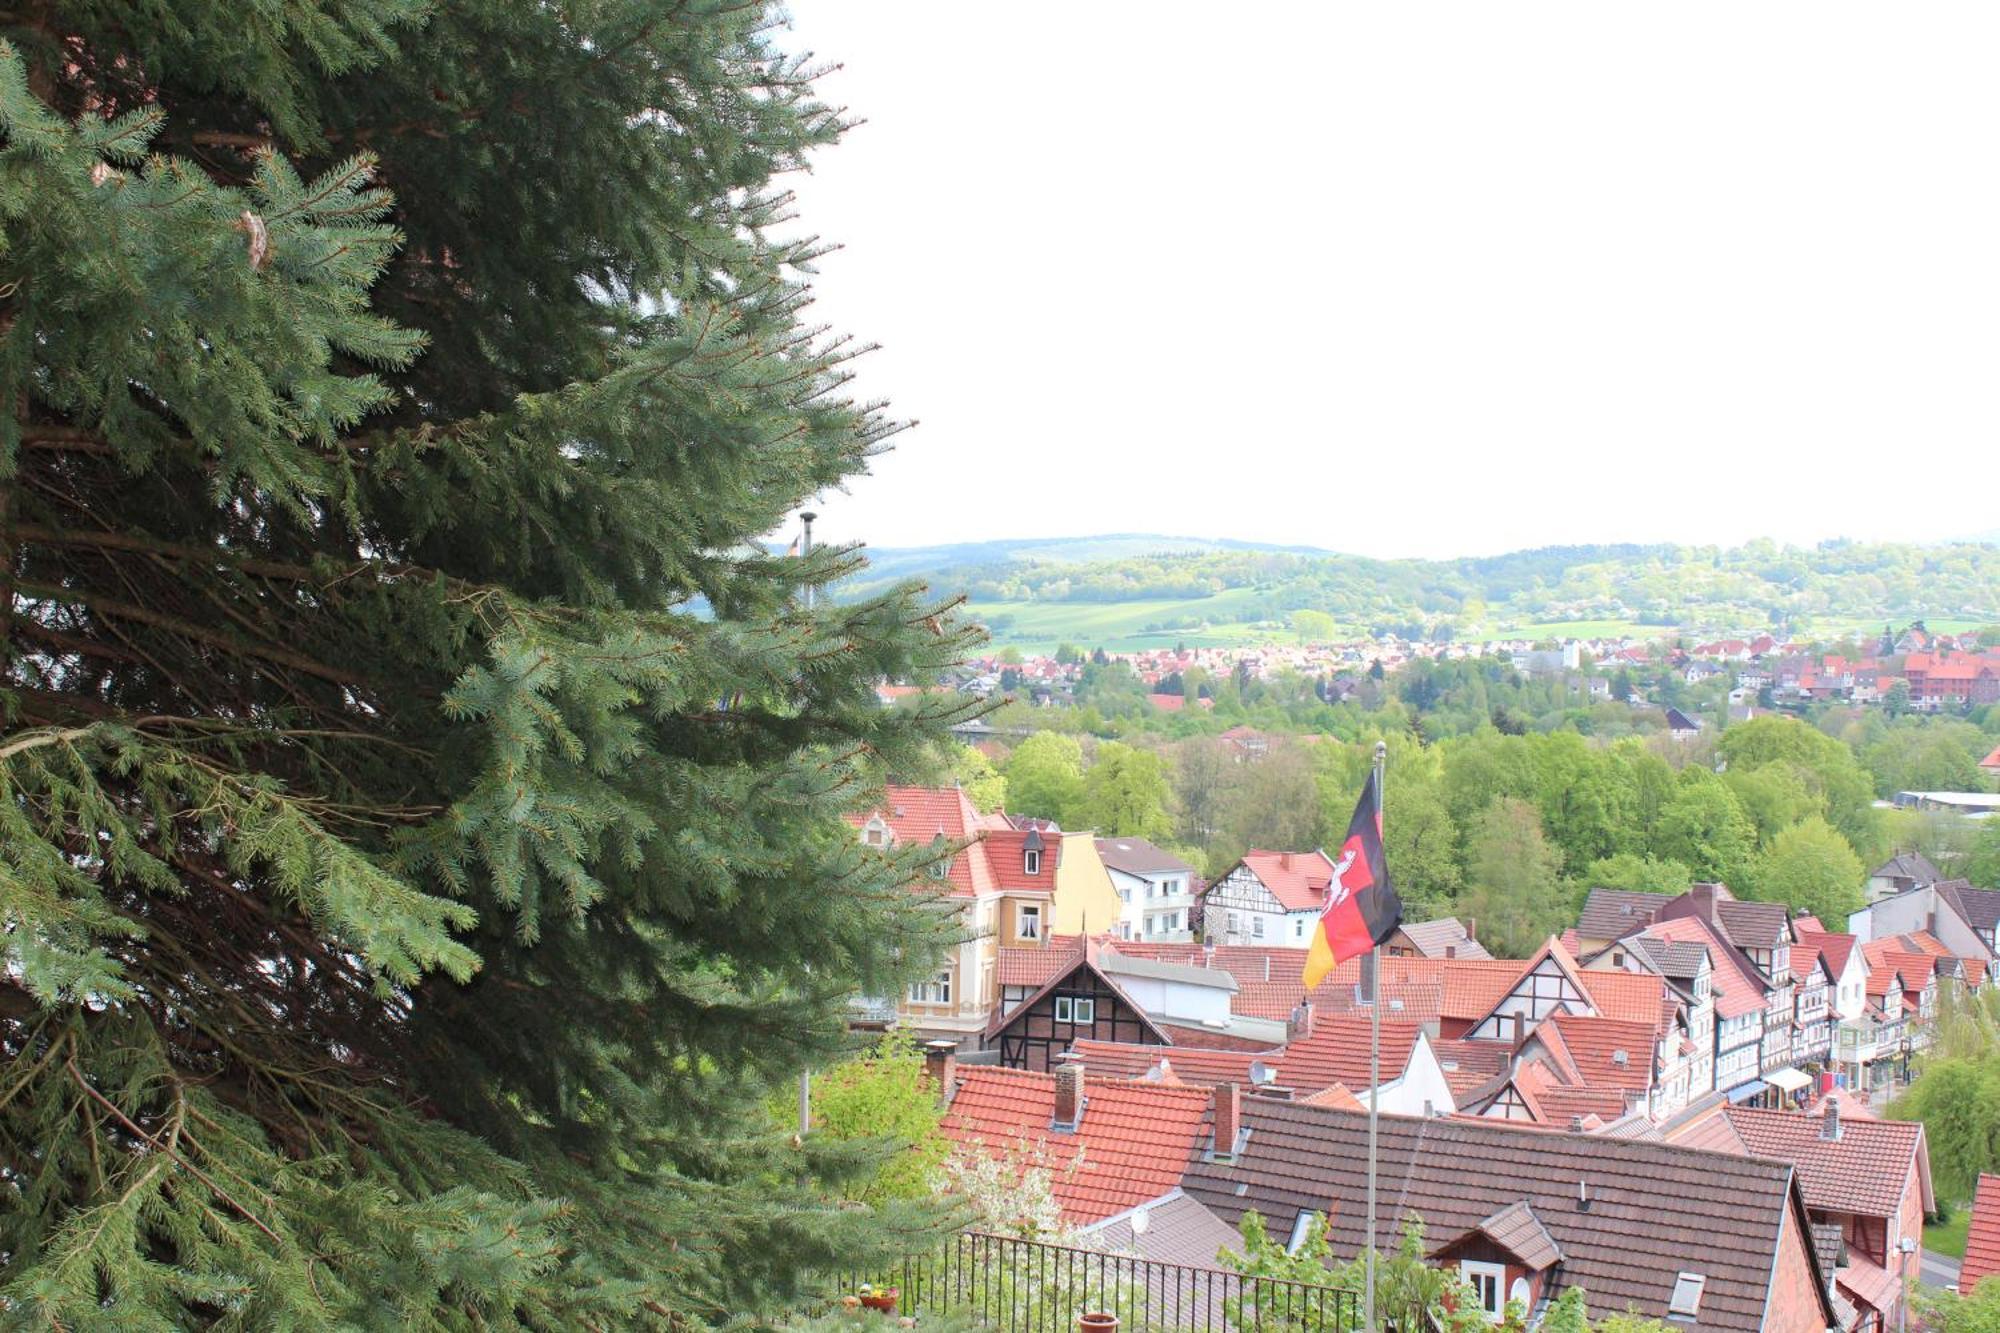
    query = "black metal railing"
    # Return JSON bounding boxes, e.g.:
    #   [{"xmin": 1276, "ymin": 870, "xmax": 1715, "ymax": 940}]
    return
[{"xmin": 843, "ymin": 1230, "xmax": 1369, "ymax": 1330}]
